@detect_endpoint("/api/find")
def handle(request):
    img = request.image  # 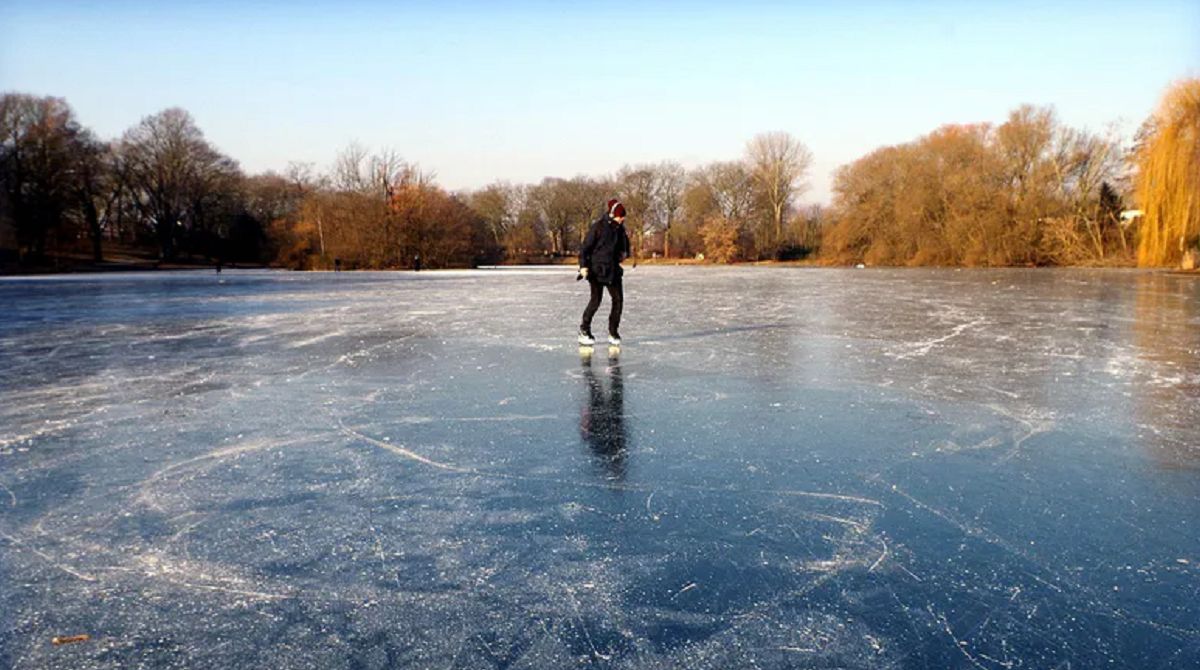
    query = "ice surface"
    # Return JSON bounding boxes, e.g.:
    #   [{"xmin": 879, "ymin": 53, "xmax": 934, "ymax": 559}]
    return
[{"xmin": 1, "ymin": 267, "xmax": 1198, "ymax": 668}]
